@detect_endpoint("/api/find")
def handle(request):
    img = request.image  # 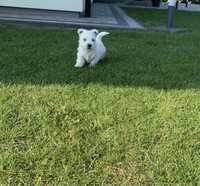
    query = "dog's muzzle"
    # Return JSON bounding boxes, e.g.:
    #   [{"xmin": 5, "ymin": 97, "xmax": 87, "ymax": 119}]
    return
[{"xmin": 87, "ymin": 44, "xmax": 92, "ymax": 49}]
